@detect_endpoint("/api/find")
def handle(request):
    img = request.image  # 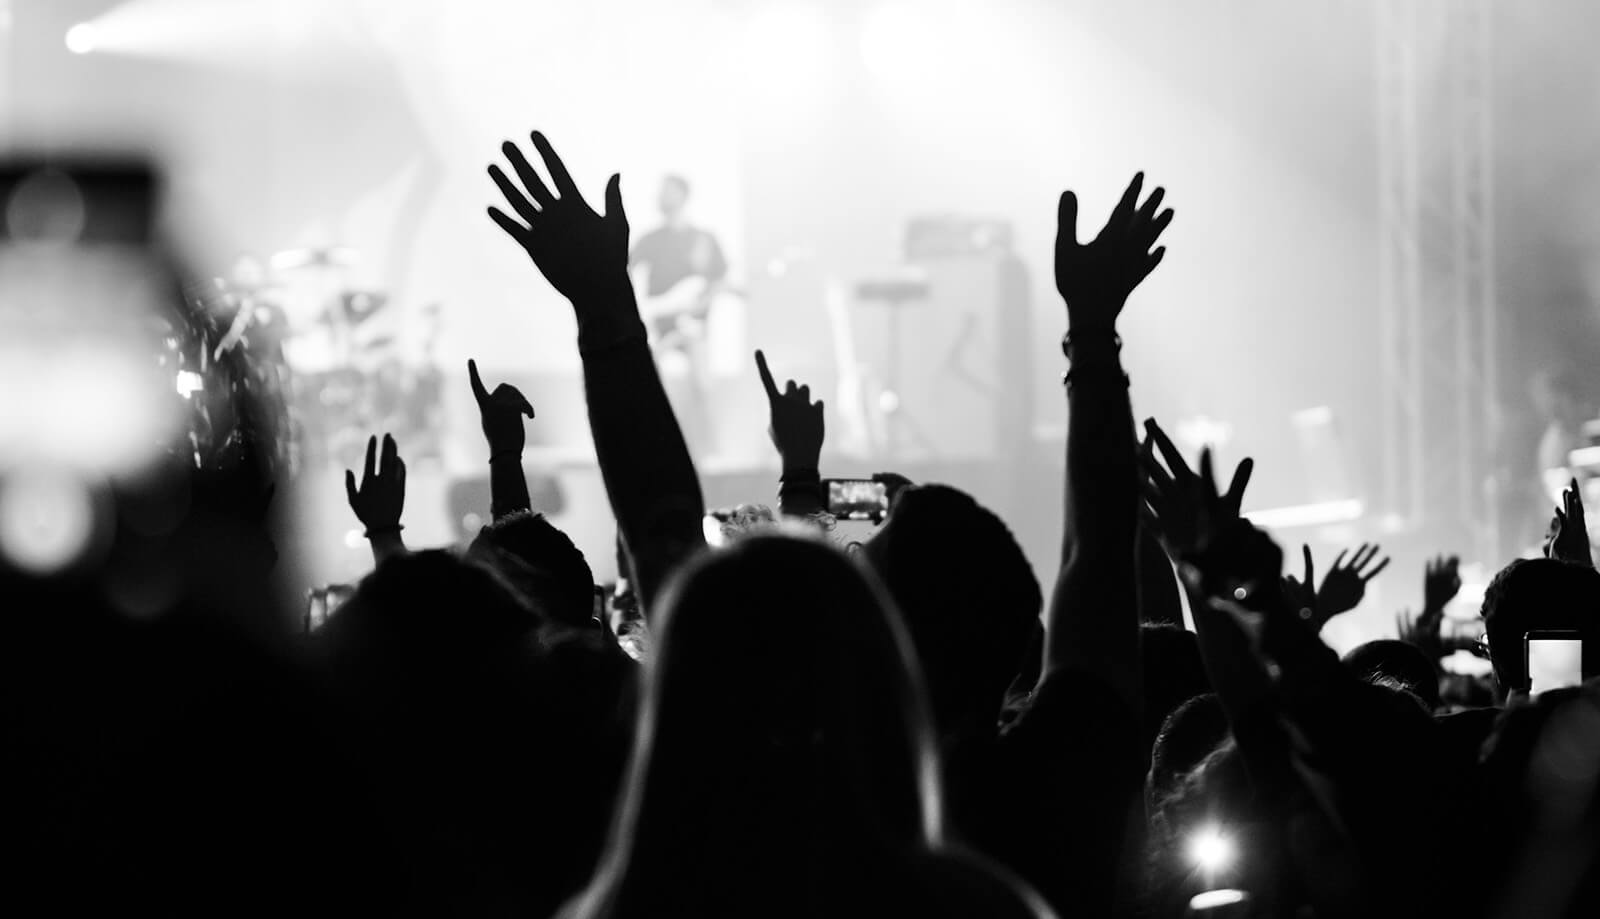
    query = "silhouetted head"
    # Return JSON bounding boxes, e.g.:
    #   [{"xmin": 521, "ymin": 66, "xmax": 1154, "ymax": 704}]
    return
[
  {"xmin": 658, "ymin": 174, "xmax": 689, "ymax": 221},
  {"xmin": 1148, "ymin": 693, "xmax": 1229, "ymax": 811},
  {"xmin": 1476, "ymin": 681, "xmax": 1600, "ymax": 914},
  {"xmin": 468, "ymin": 512, "xmax": 596, "ymax": 628},
  {"xmin": 1343, "ymin": 639, "xmax": 1440, "ymax": 710},
  {"xmin": 579, "ymin": 533, "xmax": 942, "ymax": 915},
  {"xmin": 860, "ymin": 484, "xmax": 1041, "ymax": 734},
  {"xmin": 319, "ymin": 549, "xmax": 536, "ymax": 670},
  {"xmin": 1481, "ymin": 558, "xmax": 1600, "ymax": 696},
  {"xmin": 1141, "ymin": 622, "xmax": 1211, "ymax": 754}
]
